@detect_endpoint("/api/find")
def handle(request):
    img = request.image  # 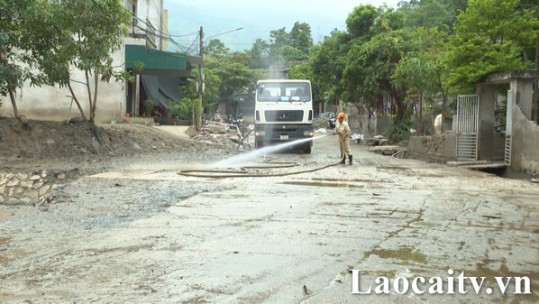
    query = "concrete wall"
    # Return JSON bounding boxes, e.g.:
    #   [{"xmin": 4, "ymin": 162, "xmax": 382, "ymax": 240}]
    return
[
  {"xmin": 512, "ymin": 78, "xmax": 534, "ymax": 119},
  {"xmin": 349, "ymin": 114, "xmax": 393, "ymax": 137},
  {"xmin": 477, "ymin": 84, "xmax": 497, "ymax": 160},
  {"xmin": 406, "ymin": 132, "xmax": 457, "ymax": 163},
  {"xmin": 511, "ymin": 105, "xmax": 539, "ymax": 174}
]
